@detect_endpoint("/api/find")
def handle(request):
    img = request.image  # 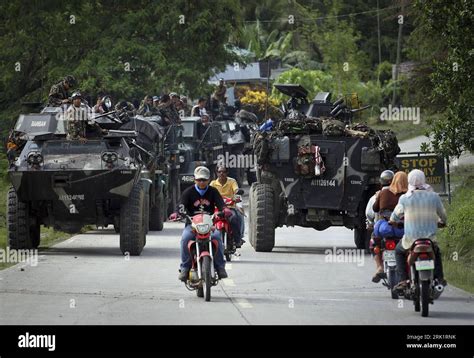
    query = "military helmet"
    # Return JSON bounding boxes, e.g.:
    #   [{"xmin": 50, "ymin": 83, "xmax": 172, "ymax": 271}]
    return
[
  {"xmin": 71, "ymin": 91, "xmax": 82, "ymax": 99},
  {"xmin": 64, "ymin": 75, "xmax": 77, "ymax": 87},
  {"xmin": 380, "ymin": 170, "xmax": 395, "ymax": 186},
  {"xmin": 169, "ymin": 92, "xmax": 179, "ymax": 98}
]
